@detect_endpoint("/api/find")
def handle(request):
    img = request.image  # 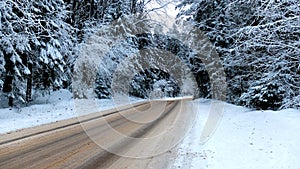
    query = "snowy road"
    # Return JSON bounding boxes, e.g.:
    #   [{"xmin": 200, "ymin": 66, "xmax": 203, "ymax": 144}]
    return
[
  {"xmin": 0, "ymin": 97, "xmax": 299, "ymax": 169},
  {"xmin": 0, "ymin": 98, "xmax": 195, "ymax": 169}
]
